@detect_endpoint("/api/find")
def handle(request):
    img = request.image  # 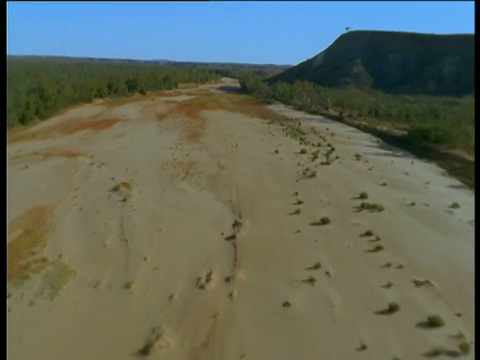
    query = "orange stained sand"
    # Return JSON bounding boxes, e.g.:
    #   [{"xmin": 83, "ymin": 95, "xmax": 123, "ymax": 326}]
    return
[{"xmin": 10, "ymin": 149, "xmax": 90, "ymax": 161}]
